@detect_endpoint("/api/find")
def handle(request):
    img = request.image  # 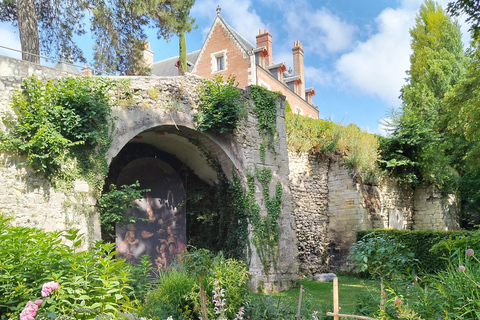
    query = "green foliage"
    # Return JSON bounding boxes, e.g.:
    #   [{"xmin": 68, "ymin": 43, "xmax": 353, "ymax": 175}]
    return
[
  {"xmin": 194, "ymin": 76, "xmax": 244, "ymax": 133},
  {"xmin": 137, "ymin": 249, "xmax": 250, "ymax": 320},
  {"xmin": 178, "ymin": 31, "xmax": 188, "ymax": 74},
  {"xmin": 250, "ymin": 85, "xmax": 278, "ymax": 136},
  {"xmin": 127, "ymin": 255, "xmax": 157, "ymax": 304},
  {"xmin": 185, "ymin": 170, "xmax": 249, "ymax": 261},
  {"xmin": 351, "ymin": 233, "xmax": 416, "ymax": 279},
  {"xmin": 359, "ymin": 247, "xmax": 480, "ymax": 319},
  {"xmin": 0, "ymin": 0, "xmax": 195, "ymax": 74},
  {"xmin": 357, "ymin": 229, "xmax": 472, "ymax": 274},
  {"xmin": 445, "ymin": 46, "xmax": 480, "ymax": 224},
  {"xmin": 380, "ymin": 0, "xmax": 467, "ymax": 192},
  {"xmin": 0, "ymin": 214, "xmax": 133, "ymax": 319},
  {"xmin": 97, "ymin": 181, "xmax": 150, "ymax": 239},
  {"xmin": 0, "ymin": 76, "xmax": 127, "ymax": 194},
  {"xmin": 245, "ymin": 166, "xmax": 282, "ymax": 272},
  {"xmin": 286, "ymin": 113, "xmax": 381, "ymax": 184},
  {"xmin": 448, "ymin": 0, "xmax": 480, "ymax": 39},
  {"xmin": 137, "ymin": 269, "xmax": 196, "ymax": 320}
]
